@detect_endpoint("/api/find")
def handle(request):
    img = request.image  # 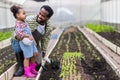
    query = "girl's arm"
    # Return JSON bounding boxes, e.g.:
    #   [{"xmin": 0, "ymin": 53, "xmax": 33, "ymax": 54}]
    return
[
  {"xmin": 15, "ymin": 27, "xmax": 34, "ymax": 41},
  {"xmin": 15, "ymin": 27, "xmax": 29, "ymax": 40}
]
